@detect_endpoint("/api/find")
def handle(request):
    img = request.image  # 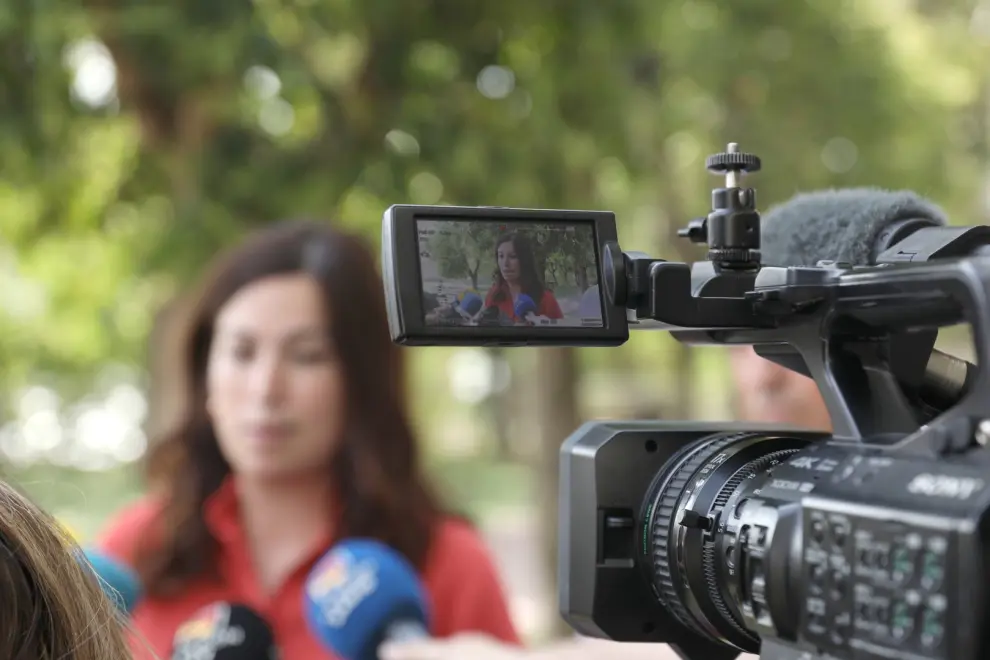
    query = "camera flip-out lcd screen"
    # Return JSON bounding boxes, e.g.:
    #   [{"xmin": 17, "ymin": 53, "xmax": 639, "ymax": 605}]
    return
[{"xmin": 382, "ymin": 205, "xmax": 626, "ymax": 346}]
